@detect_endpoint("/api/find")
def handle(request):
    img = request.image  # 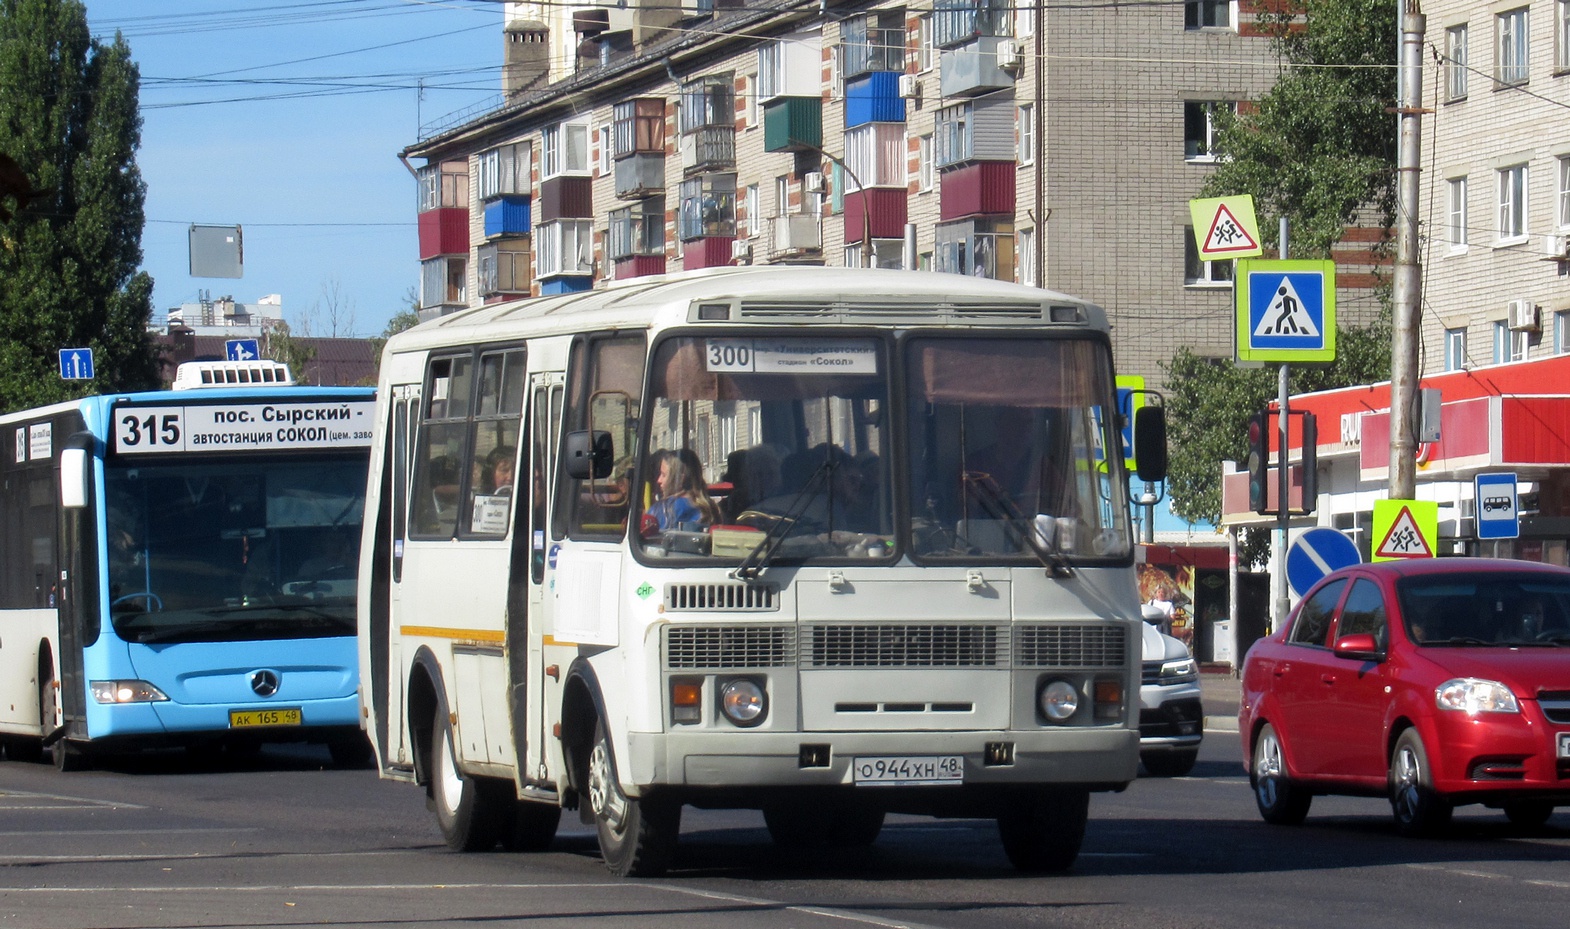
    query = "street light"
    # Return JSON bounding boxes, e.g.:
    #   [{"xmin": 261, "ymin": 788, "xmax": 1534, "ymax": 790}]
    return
[{"xmin": 788, "ymin": 137, "xmax": 871, "ymax": 268}]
